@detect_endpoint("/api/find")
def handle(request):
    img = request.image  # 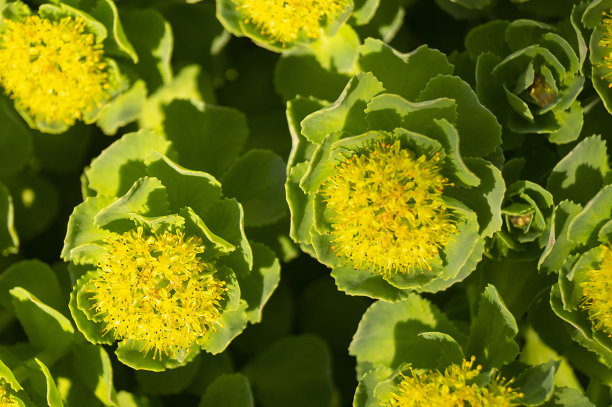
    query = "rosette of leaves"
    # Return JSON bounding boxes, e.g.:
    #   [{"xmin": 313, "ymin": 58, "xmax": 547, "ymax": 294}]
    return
[
  {"xmin": 216, "ymin": 0, "xmax": 357, "ymax": 52},
  {"xmin": 465, "ymin": 19, "xmax": 585, "ymax": 145},
  {"xmin": 536, "ymin": 135, "xmax": 612, "ymax": 368},
  {"xmin": 487, "ymin": 163, "xmax": 554, "ymax": 259},
  {"xmin": 350, "ymin": 285, "xmax": 583, "ymax": 406},
  {"xmin": 0, "ymin": 260, "xmax": 122, "ymax": 406},
  {"xmin": 286, "ymin": 38, "xmax": 505, "ymax": 299},
  {"xmin": 62, "ymin": 129, "xmax": 281, "ymax": 371}
]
